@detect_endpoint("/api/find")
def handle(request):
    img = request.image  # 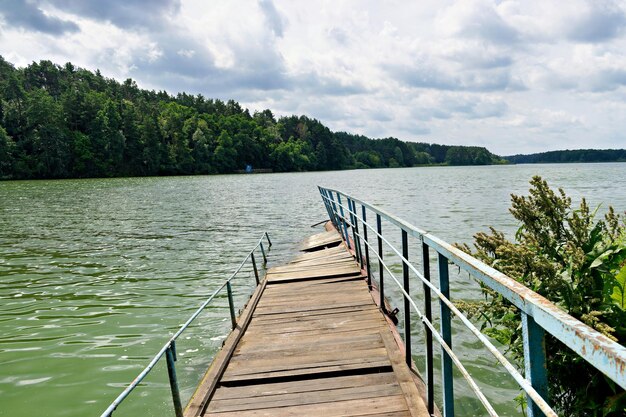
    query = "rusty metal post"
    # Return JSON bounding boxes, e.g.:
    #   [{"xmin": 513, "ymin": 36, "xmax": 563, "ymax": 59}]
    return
[{"xmin": 522, "ymin": 312, "xmax": 548, "ymax": 417}]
